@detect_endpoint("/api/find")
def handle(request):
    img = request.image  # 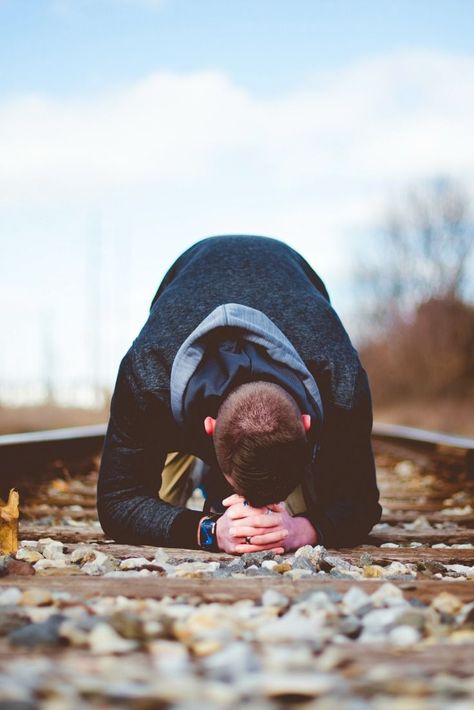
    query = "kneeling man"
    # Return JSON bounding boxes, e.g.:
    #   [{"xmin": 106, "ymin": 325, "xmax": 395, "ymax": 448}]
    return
[{"xmin": 97, "ymin": 235, "xmax": 381, "ymax": 553}]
